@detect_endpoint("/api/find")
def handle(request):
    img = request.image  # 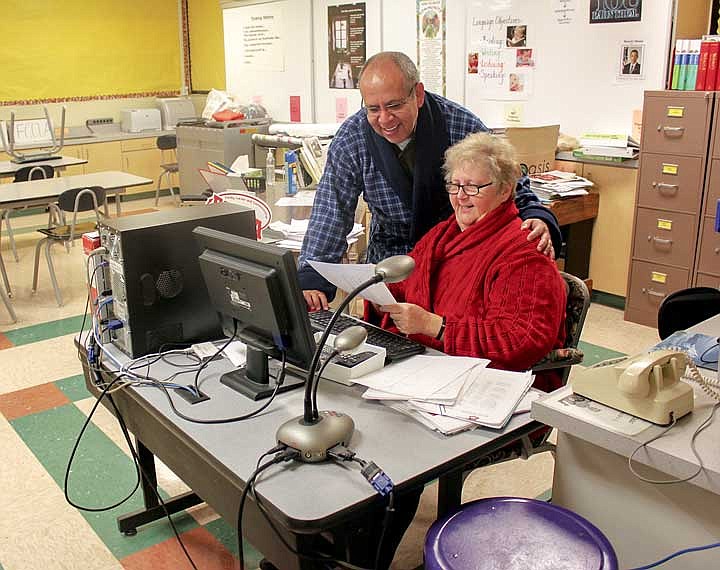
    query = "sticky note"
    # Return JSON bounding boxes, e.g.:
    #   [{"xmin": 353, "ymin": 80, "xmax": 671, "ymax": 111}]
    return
[
  {"xmin": 290, "ymin": 96, "xmax": 301, "ymax": 122},
  {"xmin": 336, "ymin": 97, "xmax": 348, "ymax": 122}
]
